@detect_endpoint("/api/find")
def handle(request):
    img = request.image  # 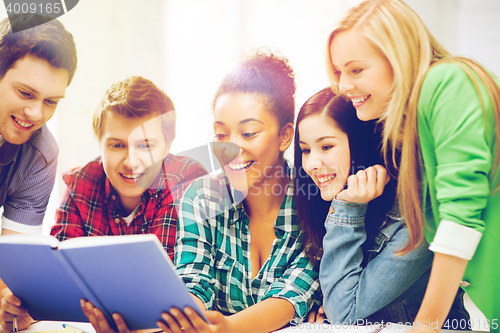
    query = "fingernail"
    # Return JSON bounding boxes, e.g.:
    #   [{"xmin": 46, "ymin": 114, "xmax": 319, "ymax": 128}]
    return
[
  {"xmin": 170, "ymin": 308, "xmax": 179, "ymax": 316},
  {"xmin": 185, "ymin": 307, "xmax": 193, "ymax": 315}
]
